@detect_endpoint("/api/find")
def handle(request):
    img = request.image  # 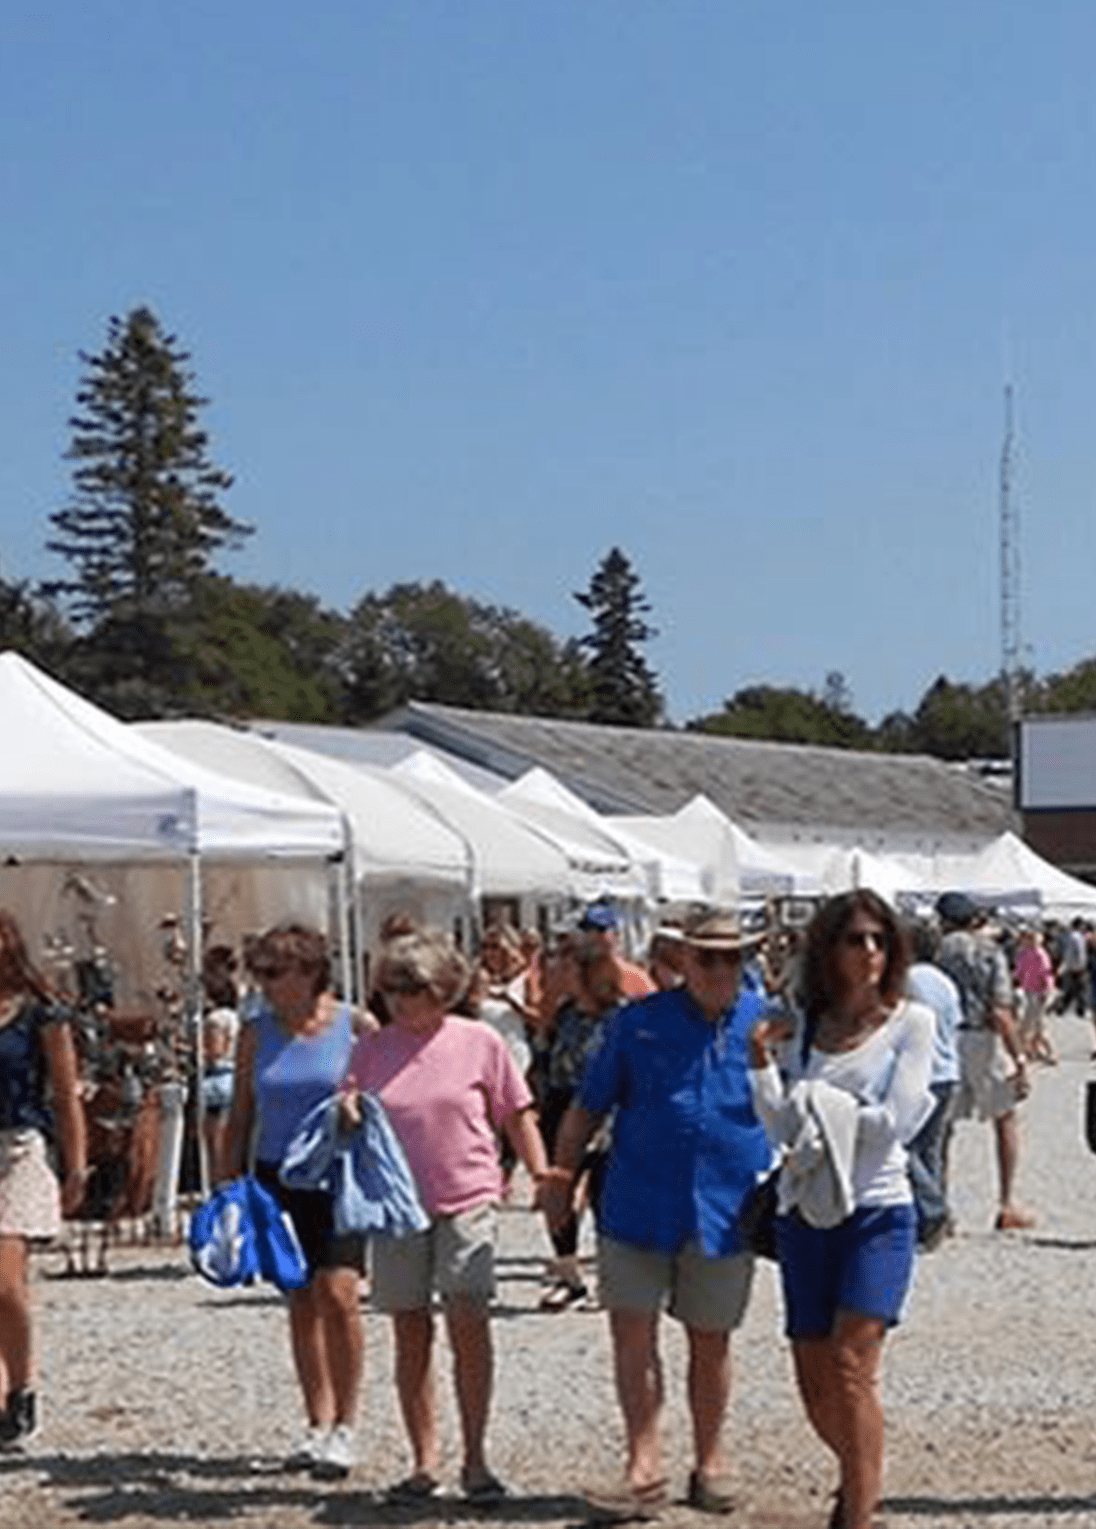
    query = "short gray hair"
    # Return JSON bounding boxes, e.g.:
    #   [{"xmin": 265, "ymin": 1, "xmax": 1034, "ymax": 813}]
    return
[{"xmin": 375, "ymin": 927, "xmax": 470, "ymax": 1010}]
